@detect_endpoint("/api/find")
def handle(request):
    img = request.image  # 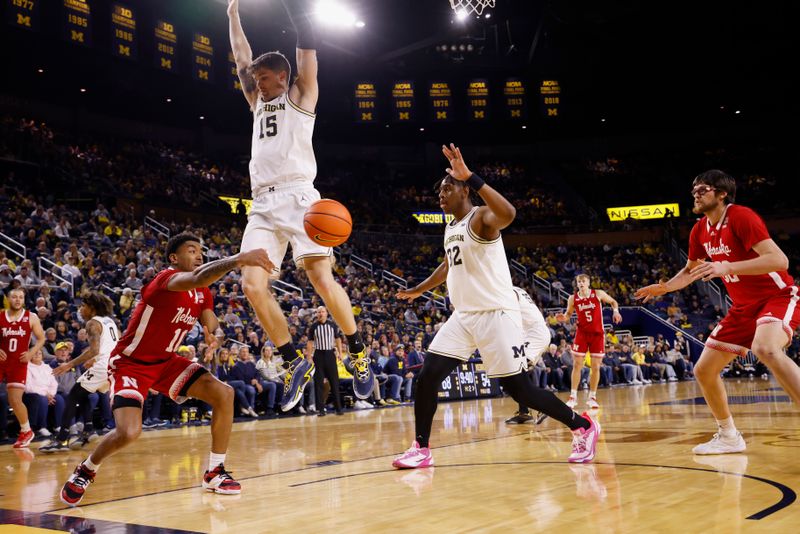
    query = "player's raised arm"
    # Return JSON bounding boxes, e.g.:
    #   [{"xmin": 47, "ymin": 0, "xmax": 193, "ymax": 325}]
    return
[
  {"xmin": 442, "ymin": 143, "xmax": 516, "ymax": 240},
  {"xmin": 227, "ymin": 0, "xmax": 258, "ymax": 110},
  {"xmin": 397, "ymin": 260, "xmax": 449, "ymax": 302},
  {"xmin": 167, "ymin": 250, "xmax": 275, "ymax": 292},
  {"xmin": 53, "ymin": 319, "xmax": 101, "ymax": 375},
  {"xmin": 283, "ymin": 0, "xmax": 319, "ymax": 112}
]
